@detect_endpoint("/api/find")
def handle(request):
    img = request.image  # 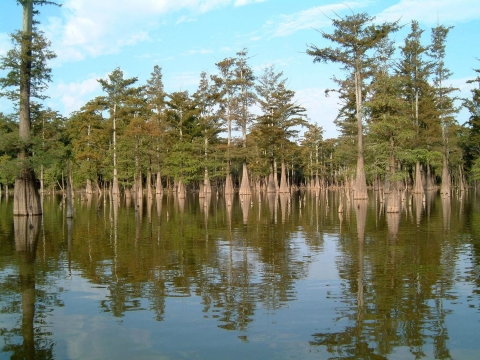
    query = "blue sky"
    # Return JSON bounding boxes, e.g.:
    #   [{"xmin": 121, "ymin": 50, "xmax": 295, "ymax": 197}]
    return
[{"xmin": 1, "ymin": 0, "xmax": 479, "ymax": 139}]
